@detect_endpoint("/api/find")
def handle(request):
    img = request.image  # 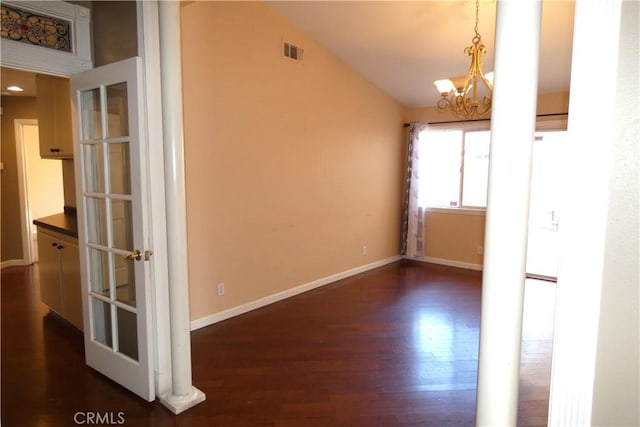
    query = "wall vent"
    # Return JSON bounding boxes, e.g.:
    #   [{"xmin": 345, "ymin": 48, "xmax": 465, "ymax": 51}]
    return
[{"xmin": 283, "ymin": 41, "xmax": 303, "ymax": 62}]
